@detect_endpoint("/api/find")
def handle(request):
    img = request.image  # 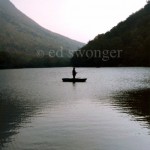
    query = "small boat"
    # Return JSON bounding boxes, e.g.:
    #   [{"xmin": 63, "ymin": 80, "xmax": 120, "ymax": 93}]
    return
[{"xmin": 62, "ymin": 78, "xmax": 87, "ymax": 82}]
